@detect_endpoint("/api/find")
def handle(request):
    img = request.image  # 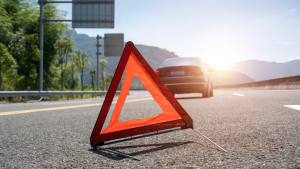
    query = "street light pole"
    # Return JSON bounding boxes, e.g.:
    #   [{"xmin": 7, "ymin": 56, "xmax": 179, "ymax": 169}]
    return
[{"xmin": 96, "ymin": 35, "xmax": 102, "ymax": 91}]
